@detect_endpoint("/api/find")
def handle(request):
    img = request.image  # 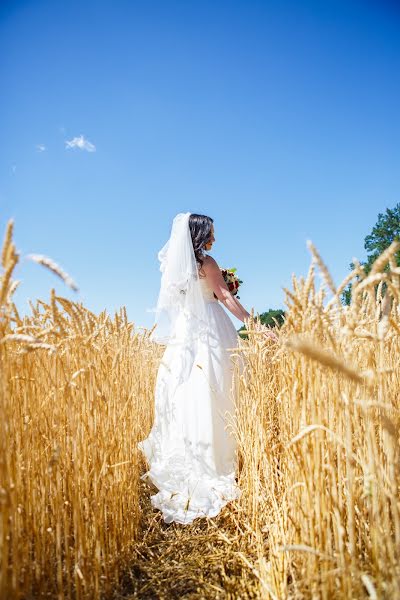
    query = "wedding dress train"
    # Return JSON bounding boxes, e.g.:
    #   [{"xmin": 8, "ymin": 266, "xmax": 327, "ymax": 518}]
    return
[{"xmin": 138, "ymin": 275, "xmax": 242, "ymax": 524}]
